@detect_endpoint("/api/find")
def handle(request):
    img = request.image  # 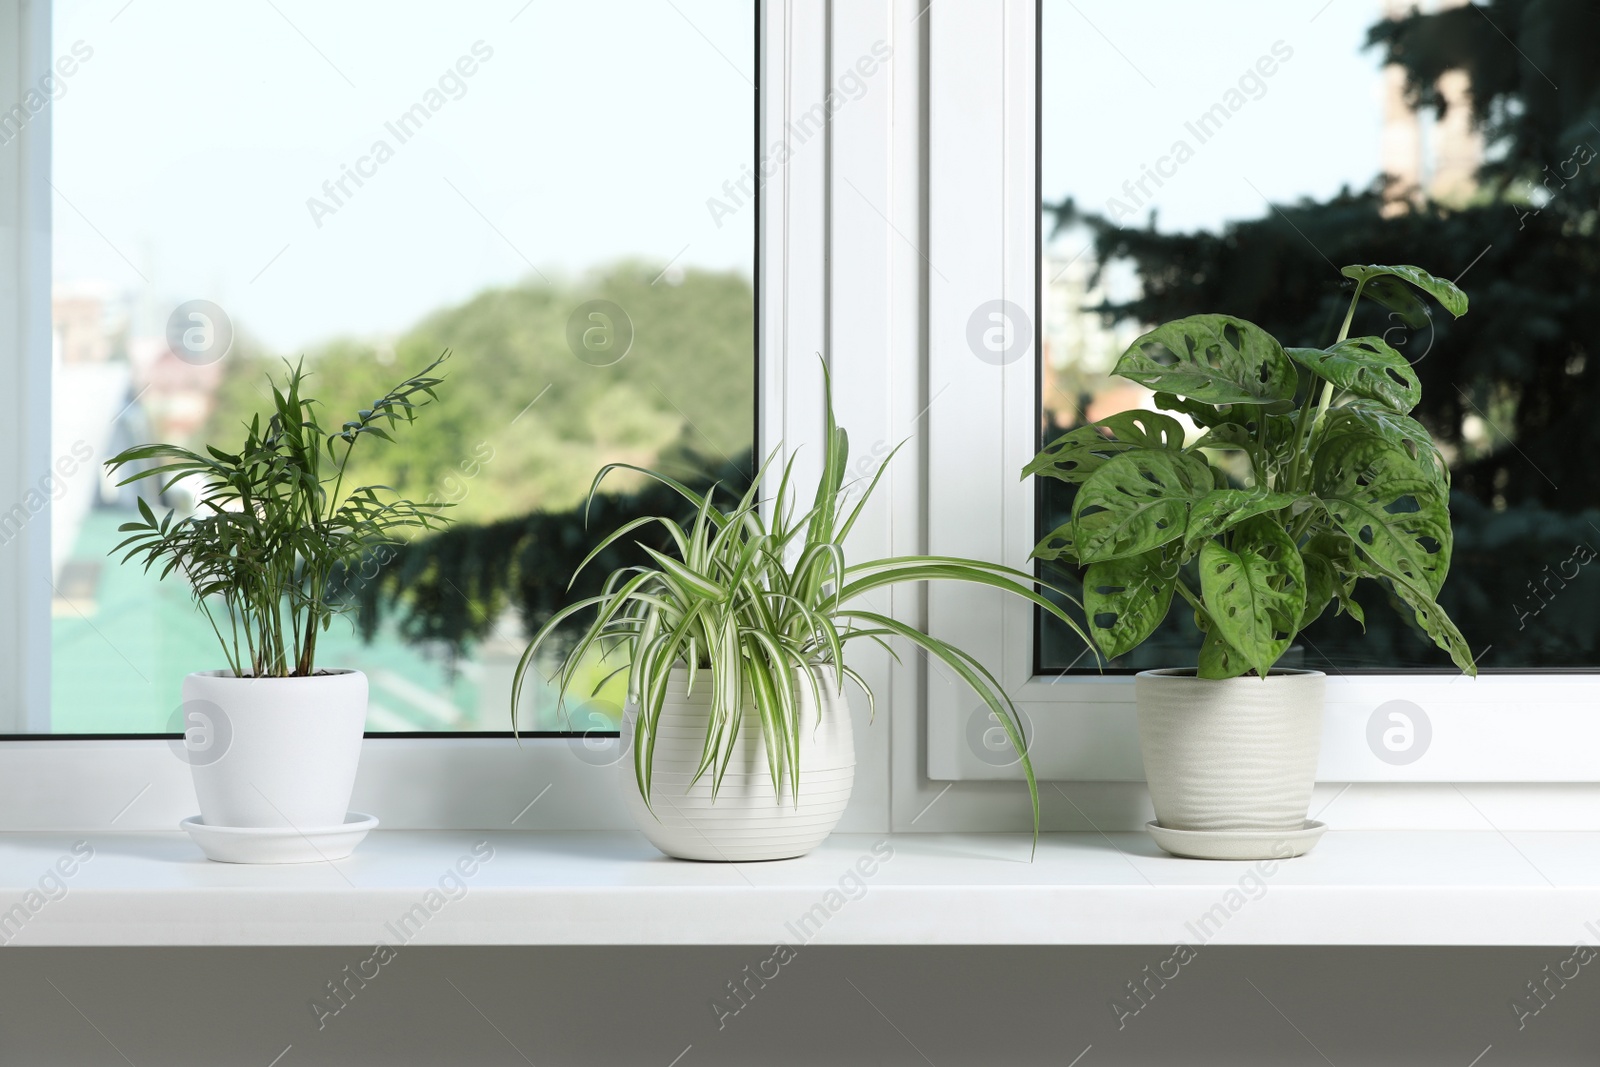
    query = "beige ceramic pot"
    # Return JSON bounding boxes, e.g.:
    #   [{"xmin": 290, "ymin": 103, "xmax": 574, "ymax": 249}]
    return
[
  {"xmin": 1135, "ymin": 668, "xmax": 1324, "ymax": 833},
  {"xmin": 621, "ymin": 665, "xmax": 854, "ymax": 862}
]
